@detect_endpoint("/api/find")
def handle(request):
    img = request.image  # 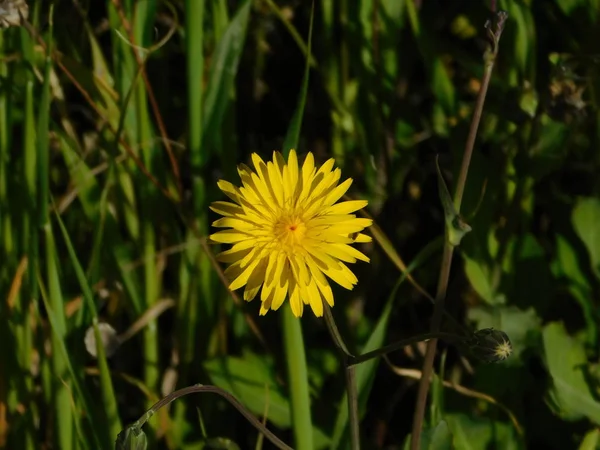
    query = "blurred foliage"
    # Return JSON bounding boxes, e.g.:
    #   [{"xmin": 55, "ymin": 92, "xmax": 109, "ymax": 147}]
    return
[{"xmin": 1, "ymin": 0, "xmax": 600, "ymax": 449}]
